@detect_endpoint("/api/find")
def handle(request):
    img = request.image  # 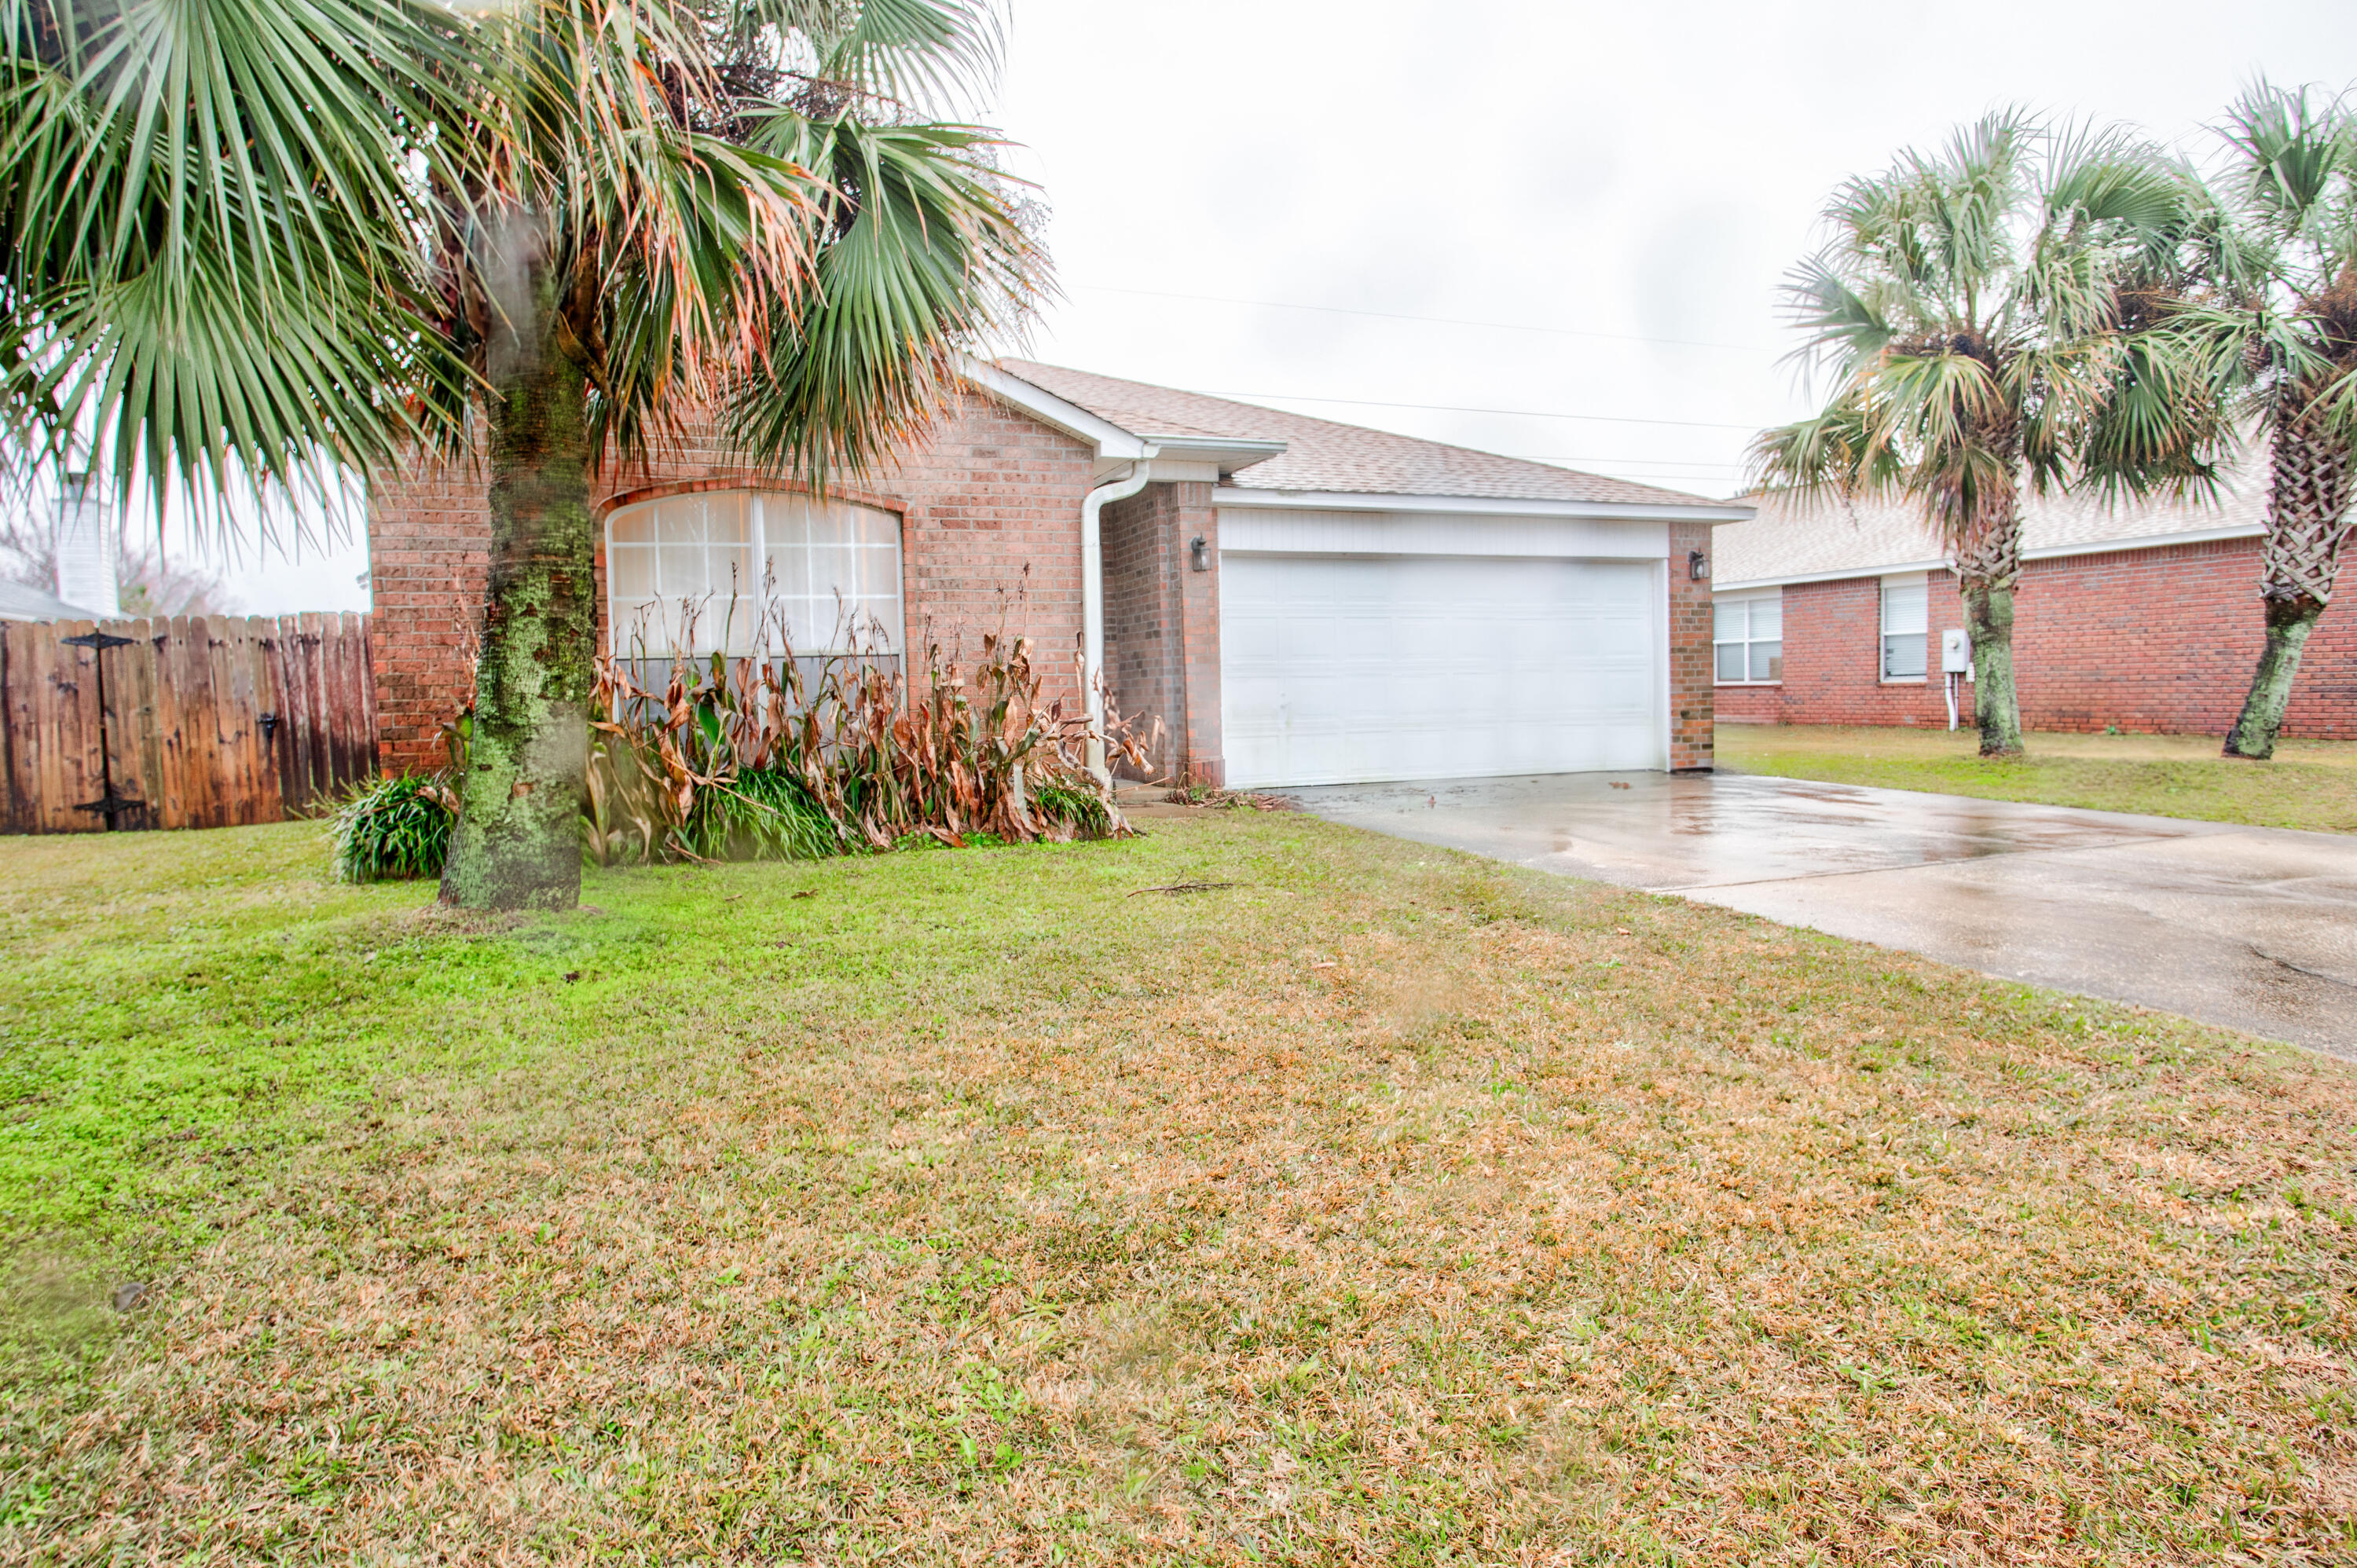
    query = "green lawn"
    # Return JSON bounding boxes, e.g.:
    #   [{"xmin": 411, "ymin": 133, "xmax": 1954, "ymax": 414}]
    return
[
  {"xmin": 3, "ymin": 817, "xmax": 2355, "ymax": 1562},
  {"xmin": 1718, "ymin": 724, "xmax": 2357, "ymax": 833}
]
